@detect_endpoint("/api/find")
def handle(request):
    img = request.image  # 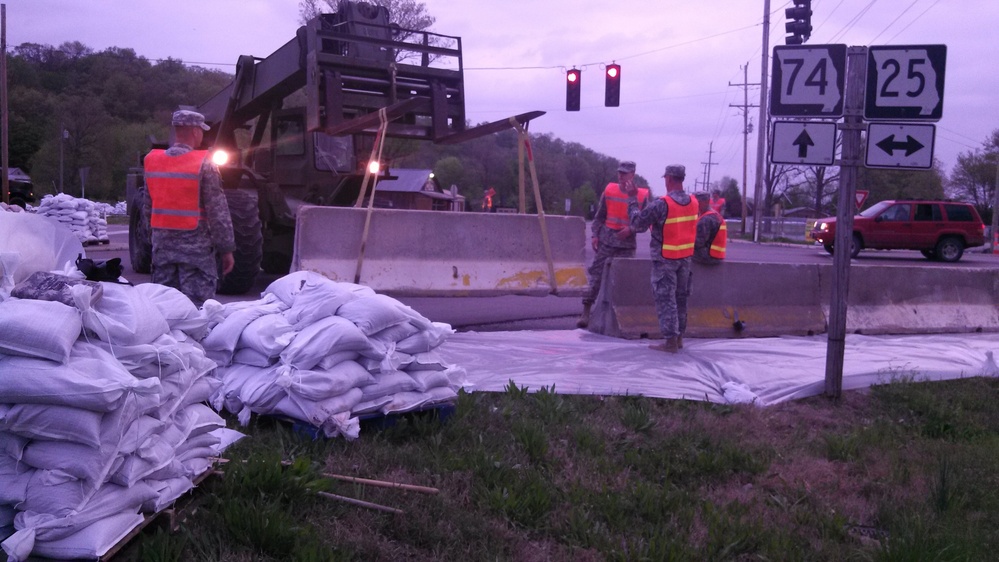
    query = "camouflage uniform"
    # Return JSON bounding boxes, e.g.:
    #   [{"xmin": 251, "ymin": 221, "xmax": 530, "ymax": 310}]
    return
[
  {"xmin": 582, "ymin": 162, "xmax": 647, "ymax": 307},
  {"xmin": 693, "ymin": 210, "xmax": 724, "ymax": 265},
  {"xmin": 150, "ymin": 112, "xmax": 235, "ymax": 306},
  {"xmin": 629, "ymin": 170, "xmax": 693, "ymax": 340}
]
